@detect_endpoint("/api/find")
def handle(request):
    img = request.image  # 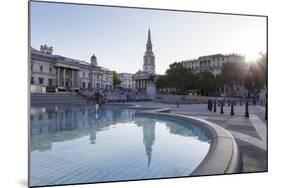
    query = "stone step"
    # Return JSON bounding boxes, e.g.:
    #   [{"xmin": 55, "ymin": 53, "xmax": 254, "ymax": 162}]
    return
[{"xmin": 30, "ymin": 93, "xmax": 87, "ymax": 105}]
